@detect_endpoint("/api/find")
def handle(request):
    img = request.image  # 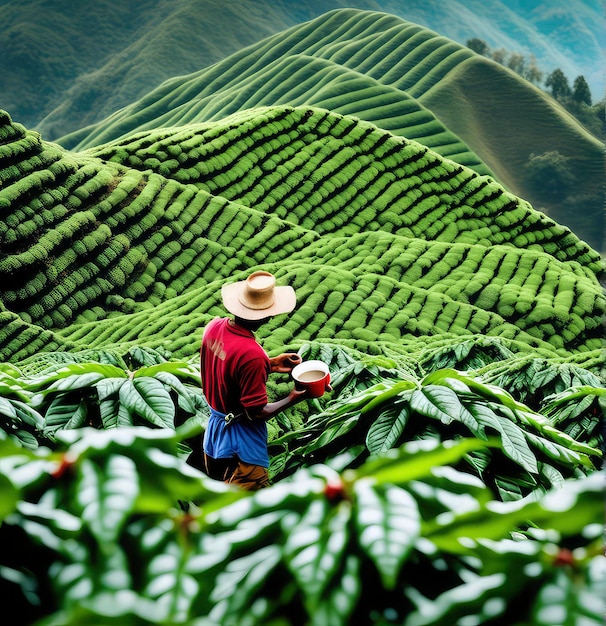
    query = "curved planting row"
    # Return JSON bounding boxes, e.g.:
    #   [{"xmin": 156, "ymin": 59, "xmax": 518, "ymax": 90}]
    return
[
  {"xmin": 52, "ymin": 253, "xmax": 600, "ymax": 368},
  {"xmin": 0, "ymin": 107, "xmax": 604, "ymax": 371},
  {"xmin": 48, "ymin": 264, "xmax": 544, "ymax": 364},
  {"xmin": 53, "ymin": 8, "xmax": 603, "ymax": 253},
  {"xmin": 92, "ymin": 105, "xmax": 601, "ymax": 271},
  {"xmin": 291, "ymin": 232, "xmax": 605, "ymax": 351},
  {"xmin": 0, "ymin": 111, "xmax": 315, "ymax": 333},
  {"xmin": 59, "ymin": 8, "xmax": 487, "ymax": 176},
  {"xmin": 0, "ymin": 309, "xmax": 76, "ymax": 361}
]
